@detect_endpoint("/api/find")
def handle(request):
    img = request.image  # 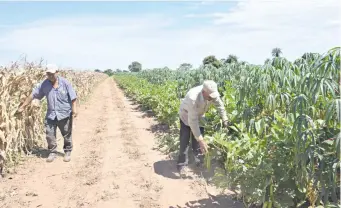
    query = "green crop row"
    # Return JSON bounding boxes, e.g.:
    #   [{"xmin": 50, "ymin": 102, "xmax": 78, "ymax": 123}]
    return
[{"xmin": 114, "ymin": 47, "xmax": 340, "ymax": 208}]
